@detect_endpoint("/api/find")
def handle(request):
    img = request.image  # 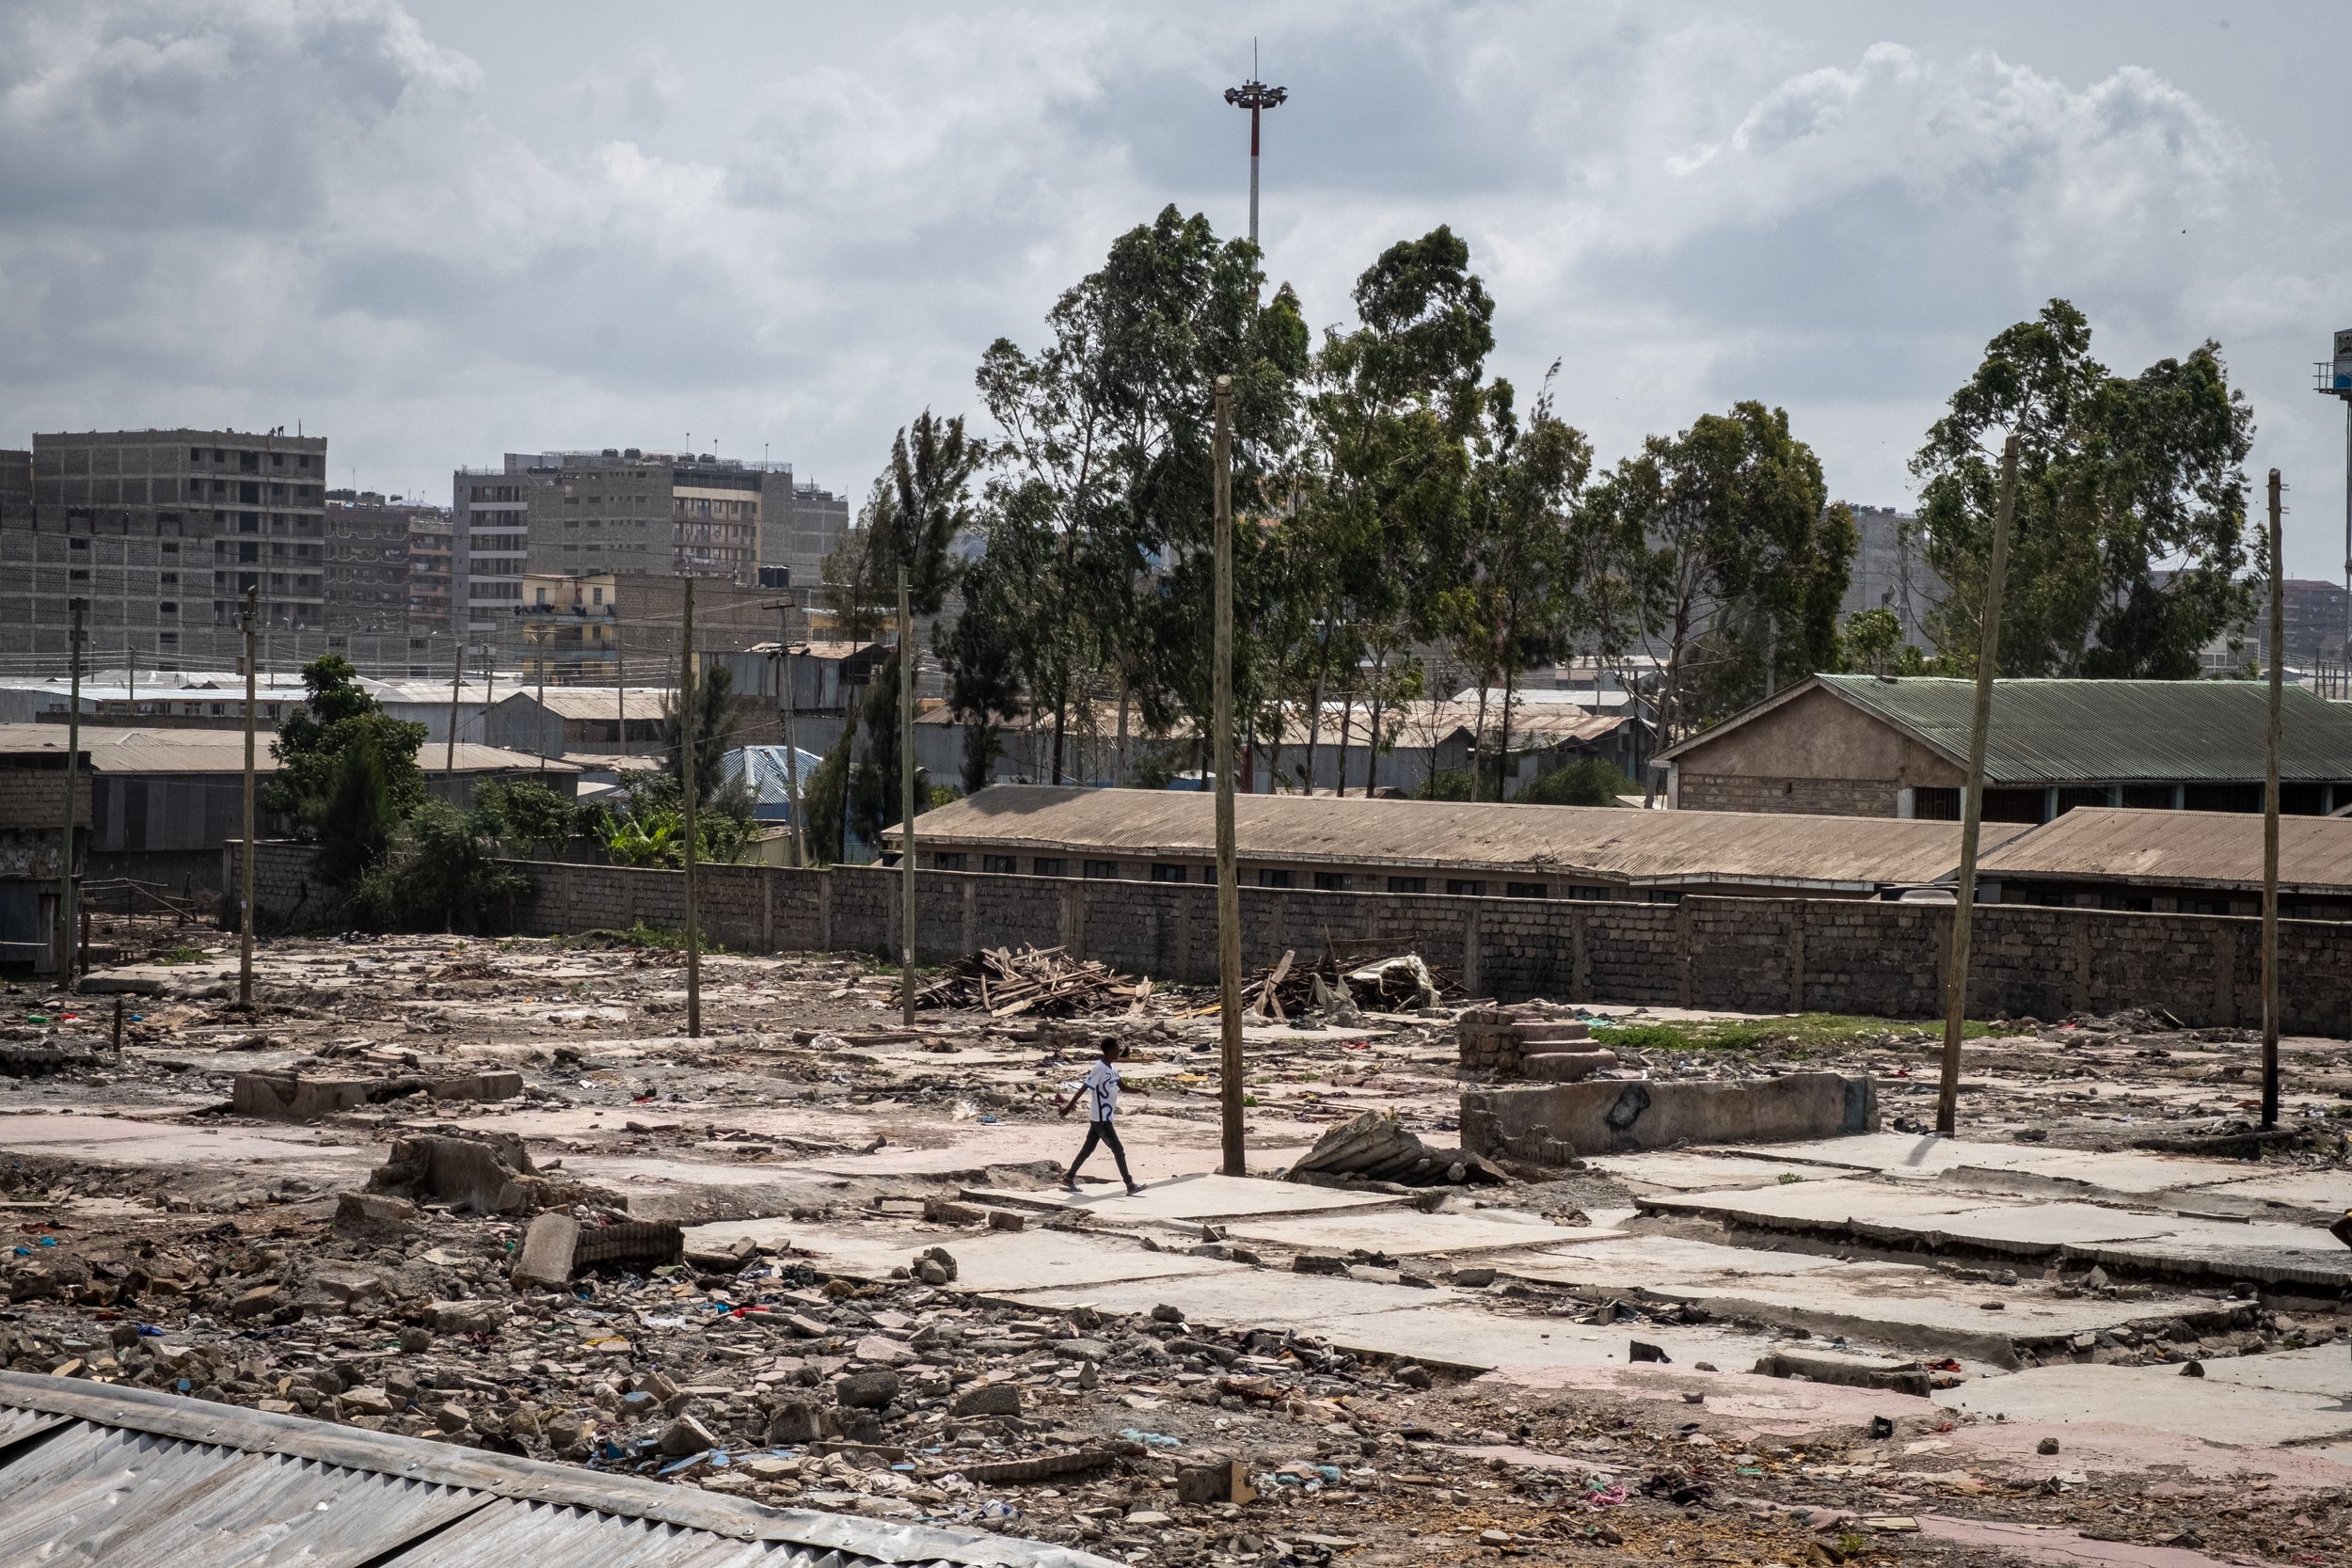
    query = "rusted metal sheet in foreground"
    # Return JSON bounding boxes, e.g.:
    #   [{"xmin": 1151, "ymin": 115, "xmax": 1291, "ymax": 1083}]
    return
[{"xmin": 0, "ymin": 1370, "xmax": 1122, "ymax": 1568}]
